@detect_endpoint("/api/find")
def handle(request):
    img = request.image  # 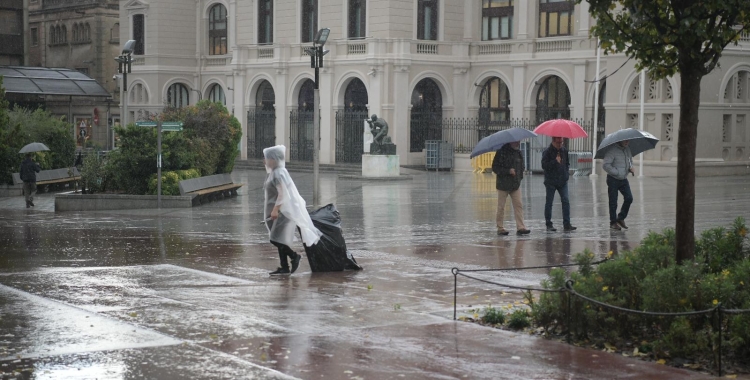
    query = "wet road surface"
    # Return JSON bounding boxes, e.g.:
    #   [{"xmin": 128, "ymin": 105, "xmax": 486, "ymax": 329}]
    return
[{"xmin": 2, "ymin": 169, "xmax": 748, "ymax": 379}]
